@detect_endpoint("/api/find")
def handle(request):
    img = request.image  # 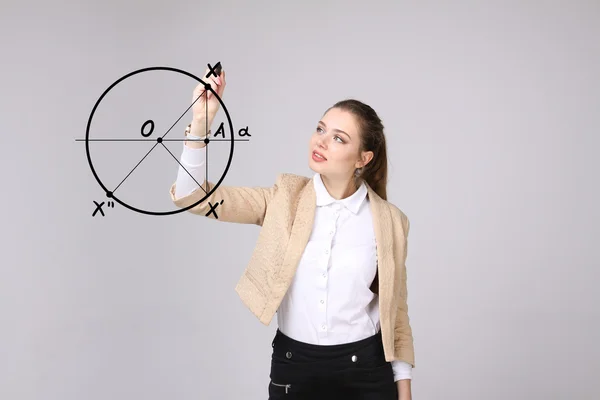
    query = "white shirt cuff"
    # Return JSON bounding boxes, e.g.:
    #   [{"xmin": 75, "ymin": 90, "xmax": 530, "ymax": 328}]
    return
[{"xmin": 391, "ymin": 359, "xmax": 412, "ymax": 381}]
